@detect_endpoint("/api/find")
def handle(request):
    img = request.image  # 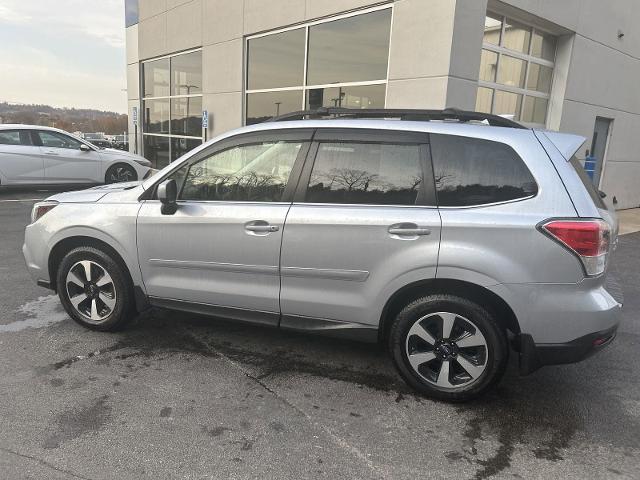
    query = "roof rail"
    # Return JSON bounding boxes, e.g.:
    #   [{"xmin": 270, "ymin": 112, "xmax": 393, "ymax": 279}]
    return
[{"xmin": 267, "ymin": 107, "xmax": 526, "ymax": 129}]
